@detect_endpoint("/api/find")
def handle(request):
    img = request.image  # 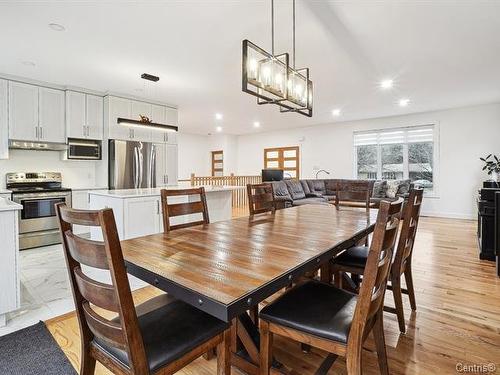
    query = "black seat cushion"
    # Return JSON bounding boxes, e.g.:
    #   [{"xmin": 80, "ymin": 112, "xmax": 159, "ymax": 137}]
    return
[
  {"xmin": 93, "ymin": 294, "xmax": 229, "ymax": 372},
  {"xmin": 260, "ymin": 281, "xmax": 357, "ymax": 343},
  {"xmin": 332, "ymin": 246, "xmax": 369, "ymax": 269},
  {"xmin": 285, "ymin": 180, "xmax": 306, "ymax": 200},
  {"xmin": 291, "ymin": 197, "xmax": 329, "ymax": 206}
]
